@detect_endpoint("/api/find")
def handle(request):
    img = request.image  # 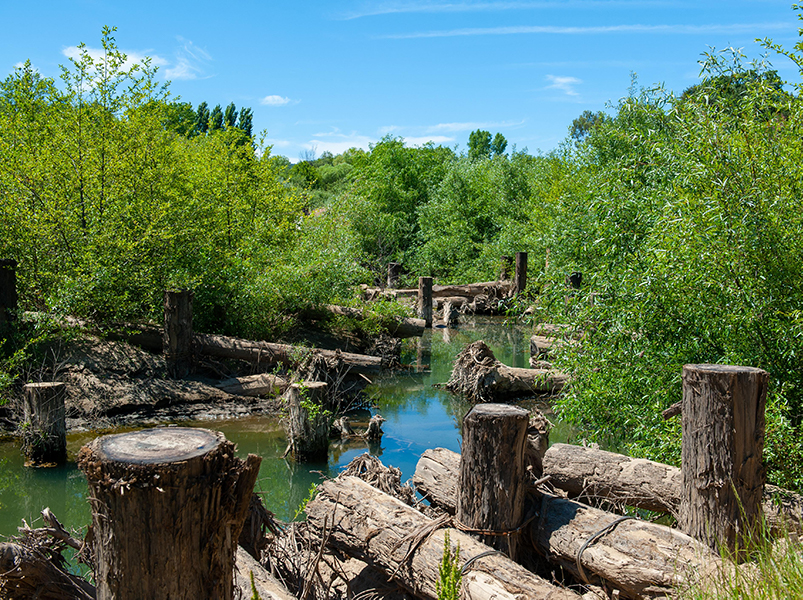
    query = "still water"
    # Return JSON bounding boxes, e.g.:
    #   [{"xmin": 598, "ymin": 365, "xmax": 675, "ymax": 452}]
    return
[{"xmin": 0, "ymin": 316, "xmax": 570, "ymax": 538}]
